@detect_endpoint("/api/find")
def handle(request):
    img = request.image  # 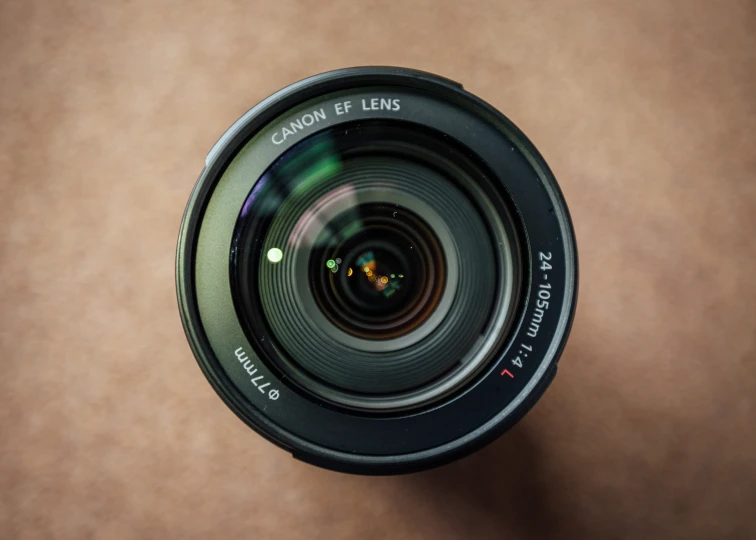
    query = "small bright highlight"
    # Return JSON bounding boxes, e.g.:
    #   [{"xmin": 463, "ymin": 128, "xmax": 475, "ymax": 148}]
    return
[{"xmin": 266, "ymin": 247, "xmax": 283, "ymax": 263}]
